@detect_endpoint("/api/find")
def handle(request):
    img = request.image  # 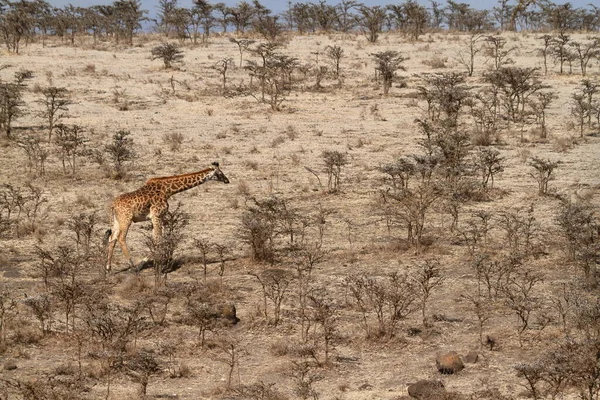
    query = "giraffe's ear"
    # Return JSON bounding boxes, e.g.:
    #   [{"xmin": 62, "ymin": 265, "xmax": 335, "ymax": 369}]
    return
[{"xmin": 212, "ymin": 162, "xmax": 220, "ymax": 168}]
